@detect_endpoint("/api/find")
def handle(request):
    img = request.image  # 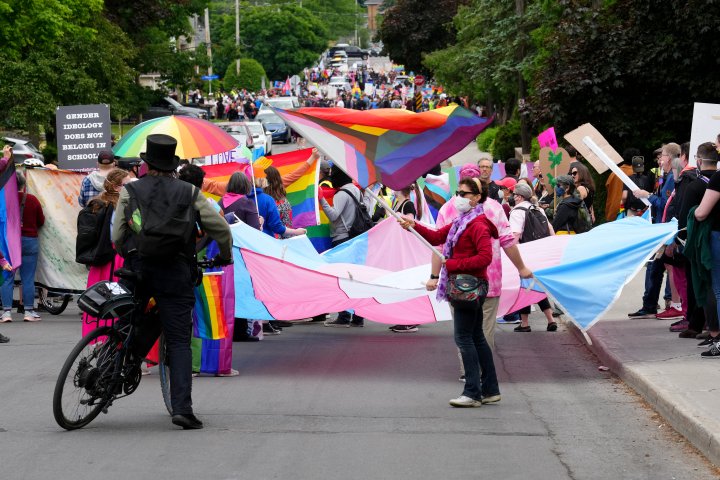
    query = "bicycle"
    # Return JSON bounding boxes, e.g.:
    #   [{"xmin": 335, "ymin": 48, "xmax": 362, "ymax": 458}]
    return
[{"xmin": 52, "ymin": 259, "xmax": 216, "ymax": 430}]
